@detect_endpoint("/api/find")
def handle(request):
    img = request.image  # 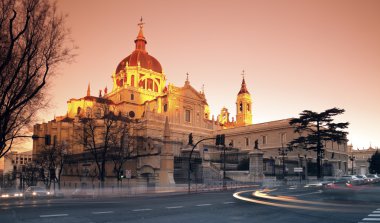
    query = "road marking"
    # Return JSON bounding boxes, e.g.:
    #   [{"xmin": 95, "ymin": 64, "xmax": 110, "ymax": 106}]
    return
[
  {"xmin": 223, "ymin": 202, "xmax": 235, "ymax": 204},
  {"xmin": 40, "ymin": 214, "xmax": 68, "ymax": 218},
  {"xmin": 166, "ymin": 206, "xmax": 184, "ymax": 209},
  {"xmin": 362, "ymin": 218, "xmax": 380, "ymax": 221},
  {"xmin": 196, "ymin": 204, "xmax": 212, "ymax": 207},
  {"xmin": 377, "ymin": 208, "xmax": 380, "ymax": 211},
  {"xmin": 373, "ymin": 211, "xmax": 380, "ymax": 213},
  {"xmin": 132, "ymin": 208, "xmax": 152, "ymax": 212},
  {"xmin": 368, "ymin": 214, "xmax": 380, "ymax": 217},
  {"xmin": 92, "ymin": 211, "xmax": 114, "ymax": 214}
]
